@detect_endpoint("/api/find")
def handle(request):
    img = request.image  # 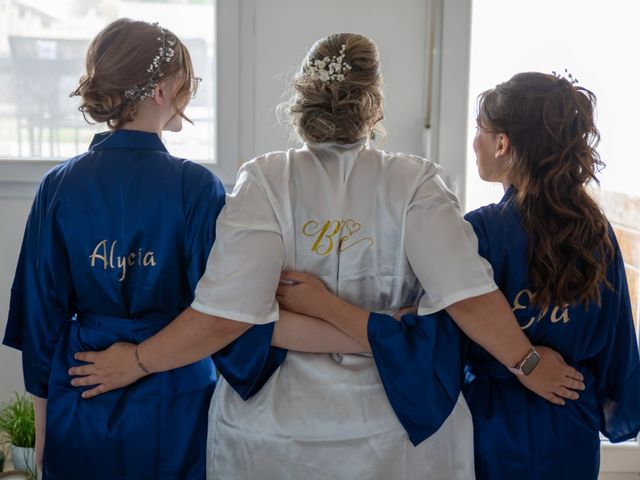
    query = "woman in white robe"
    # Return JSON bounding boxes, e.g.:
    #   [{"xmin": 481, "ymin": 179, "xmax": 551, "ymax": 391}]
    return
[{"xmin": 70, "ymin": 33, "xmax": 584, "ymax": 480}]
